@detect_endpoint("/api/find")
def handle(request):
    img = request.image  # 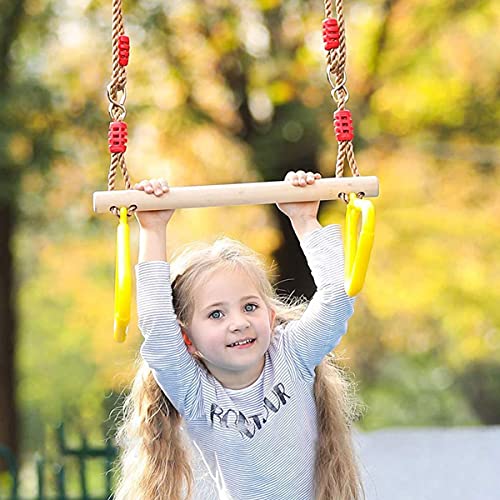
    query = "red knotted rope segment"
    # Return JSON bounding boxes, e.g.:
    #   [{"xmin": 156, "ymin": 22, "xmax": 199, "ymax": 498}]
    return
[
  {"xmin": 106, "ymin": 0, "xmax": 134, "ymax": 218},
  {"xmin": 323, "ymin": 0, "xmax": 362, "ymax": 203}
]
